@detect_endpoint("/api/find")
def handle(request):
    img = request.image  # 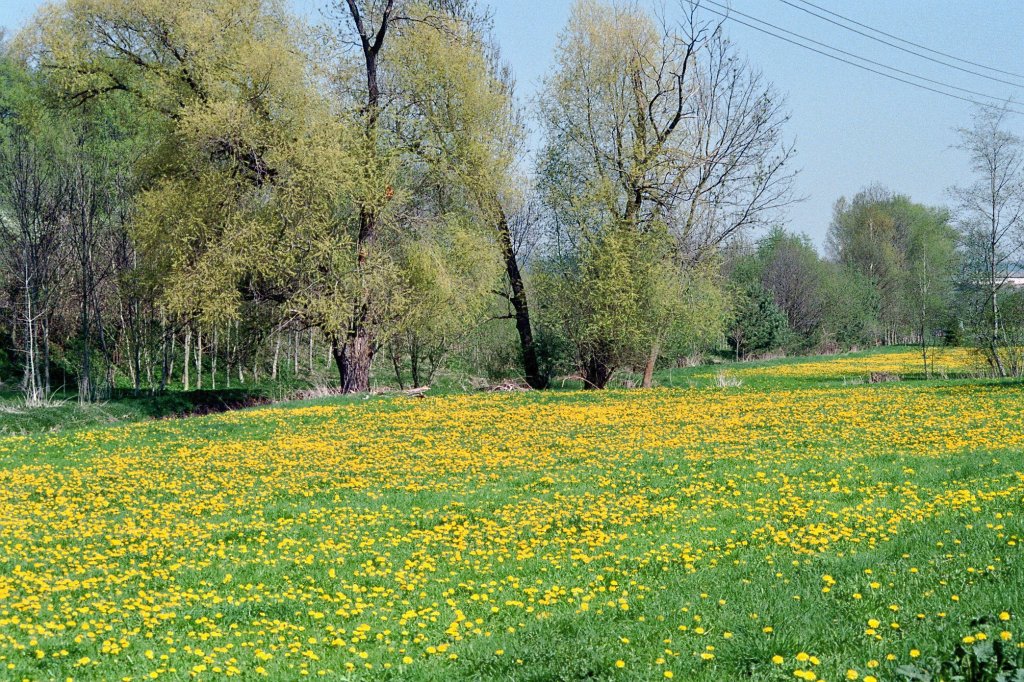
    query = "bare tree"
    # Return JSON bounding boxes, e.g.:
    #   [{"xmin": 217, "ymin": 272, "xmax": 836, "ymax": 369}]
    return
[
  {"xmin": 759, "ymin": 230, "xmax": 824, "ymax": 338},
  {"xmin": 673, "ymin": 14, "xmax": 797, "ymax": 263},
  {"xmin": 0, "ymin": 116, "xmax": 68, "ymax": 403},
  {"xmin": 951, "ymin": 105, "xmax": 1024, "ymax": 377}
]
